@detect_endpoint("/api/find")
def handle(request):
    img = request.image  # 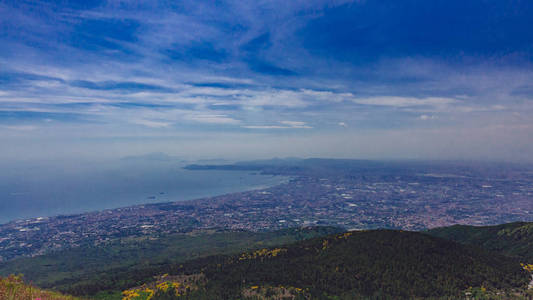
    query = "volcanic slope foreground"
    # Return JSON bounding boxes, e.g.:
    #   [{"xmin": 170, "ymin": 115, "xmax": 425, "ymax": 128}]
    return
[
  {"xmin": 120, "ymin": 229, "xmax": 531, "ymax": 300},
  {"xmin": 427, "ymin": 221, "xmax": 533, "ymax": 262}
]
